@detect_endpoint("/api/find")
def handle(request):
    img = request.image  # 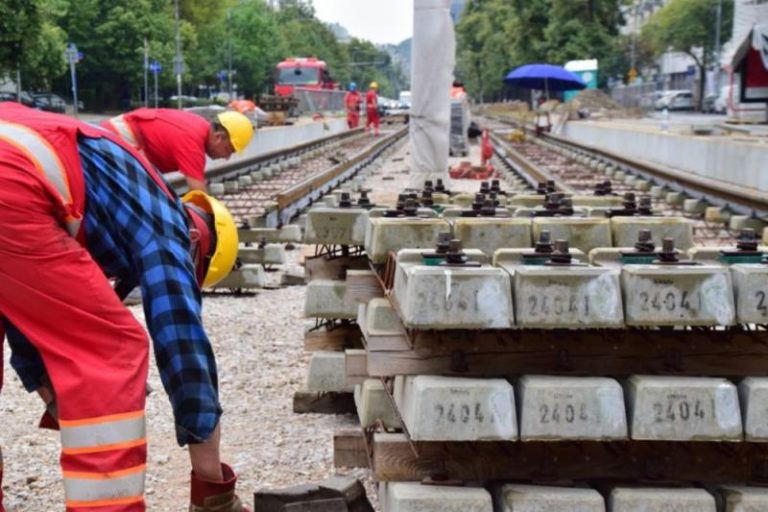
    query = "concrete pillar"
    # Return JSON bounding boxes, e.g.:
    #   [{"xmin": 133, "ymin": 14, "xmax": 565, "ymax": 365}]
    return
[{"xmin": 409, "ymin": 0, "xmax": 454, "ymax": 188}]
